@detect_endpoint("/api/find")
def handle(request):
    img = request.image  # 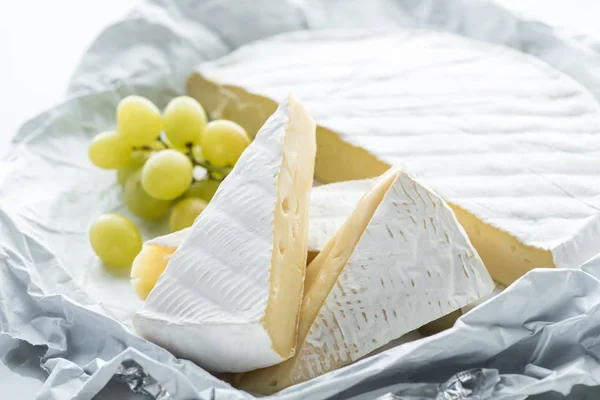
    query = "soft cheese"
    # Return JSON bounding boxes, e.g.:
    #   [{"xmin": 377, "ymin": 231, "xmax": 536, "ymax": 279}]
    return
[
  {"xmin": 188, "ymin": 29, "xmax": 600, "ymax": 286},
  {"xmin": 234, "ymin": 168, "xmax": 494, "ymax": 394},
  {"xmin": 133, "ymin": 94, "xmax": 316, "ymax": 373}
]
